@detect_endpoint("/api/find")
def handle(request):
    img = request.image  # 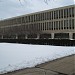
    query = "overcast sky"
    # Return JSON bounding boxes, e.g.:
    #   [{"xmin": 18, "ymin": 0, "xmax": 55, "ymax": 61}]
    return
[{"xmin": 0, "ymin": 0, "xmax": 74, "ymax": 19}]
